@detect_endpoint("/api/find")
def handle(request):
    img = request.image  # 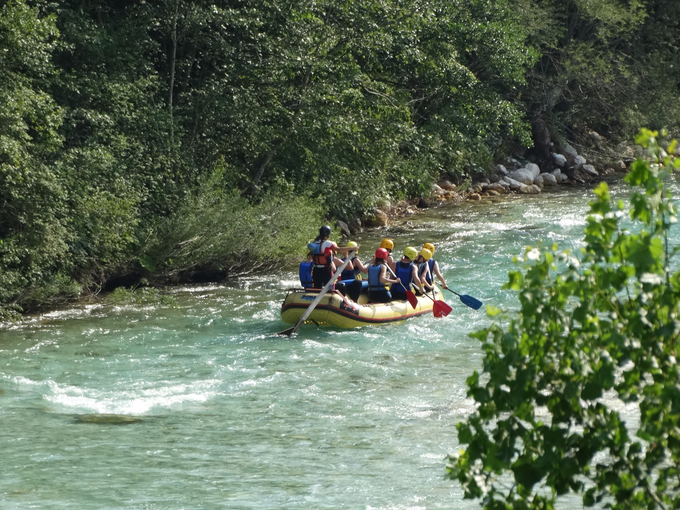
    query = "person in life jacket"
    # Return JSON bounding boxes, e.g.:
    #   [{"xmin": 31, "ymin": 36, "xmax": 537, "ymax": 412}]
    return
[
  {"xmin": 368, "ymin": 238, "xmax": 396, "ymax": 272},
  {"xmin": 414, "ymin": 248, "xmax": 433, "ymax": 293},
  {"xmin": 367, "ymin": 248, "xmax": 400, "ymax": 303},
  {"xmin": 299, "ymin": 251, "xmax": 314, "ymax": 289},
  {"xmin": 422, "ymin": 243, "xmax": 448, "ymax": 289},
  {"xmin": 339, "ymin": 241, "xmax": 368, "ymax": 301},
  {"xmin": 307, "ymin": 225, "xmax": 357, "ymax": 288},
  {"xmin": 390, "ymin": 246, "xmax": 425, "ymax": 301}
]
